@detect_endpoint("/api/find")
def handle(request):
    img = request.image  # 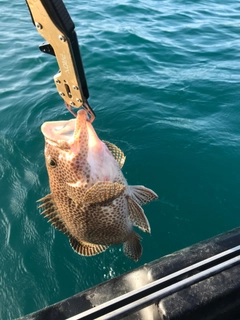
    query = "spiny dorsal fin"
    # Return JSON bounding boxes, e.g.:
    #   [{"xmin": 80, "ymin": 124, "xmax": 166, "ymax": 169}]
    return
[
  {"xmin": 37, "ymin": 194, "xmax": 52, "ymax": 204},
  {"xmin": 83, "ymin": 181, "xmax": 126, "ymax": 204},
  {"xmin": 129, "ymin": 185, "xmax": 158, "ymax": 206},
  {"xmin": 37, "ymin": 193, "xmax": 69, "ymax": 235},
  {"xmin": 127, "ymin": 197, "xmax": 151, "ymax": 233},
  {"xmin": 103, "ymin": 140, "xmax": 126, "ymax": 169},
  {"xmin": 69, "ymin": 236, "xmax": 108, "ymax": 256},
  {"xmin": 123, "ymin": 232, "xmax": 142, "ymax": 262}
]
